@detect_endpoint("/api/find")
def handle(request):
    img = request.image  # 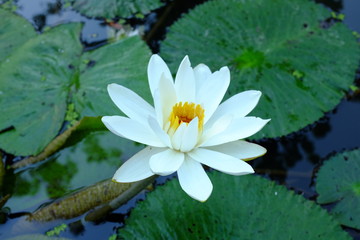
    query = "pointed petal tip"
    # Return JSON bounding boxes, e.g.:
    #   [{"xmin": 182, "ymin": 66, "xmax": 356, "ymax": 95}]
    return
[
  {"xmin": 112, "ymin": 177, "xmax": 131, "ymax": 183},
  {"xmin": 107, "ymin": 83, "xmax": 120, "ymax": 91},
  {"xmin": 220, "ymin": 66, "xmax": 230, "ymax": 71},
  {"xmin": 112, "ymin": 177, "xmax": 134, "ymax": 184},
  {"xmin": 180, "ymin": 55, "xmax": 191, "ymax": 66},
  {"xmin": 113, "ymin": 170, "xmax": 145, "ymax": 183},
  {"xmin": 252, "ymin": 90, "xmax": 262, "ymax": 97},
  {"xmin": 187, "ymin": 185, "xmax": 213, "ymax": 202},
  {"xmin": 148, "ymin": 54, "xmax": 166, "ymax": 70},
  {"xmin": 101, "ymin": 115, "xmax": 111, "ymax": 125},
  {"xmin": 150, "ymin": 54, "xmax": 161, "ymax": 60},
  {"xmin": 244, "ymin": 146, "xmax": 267, "ymax": 161}
]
